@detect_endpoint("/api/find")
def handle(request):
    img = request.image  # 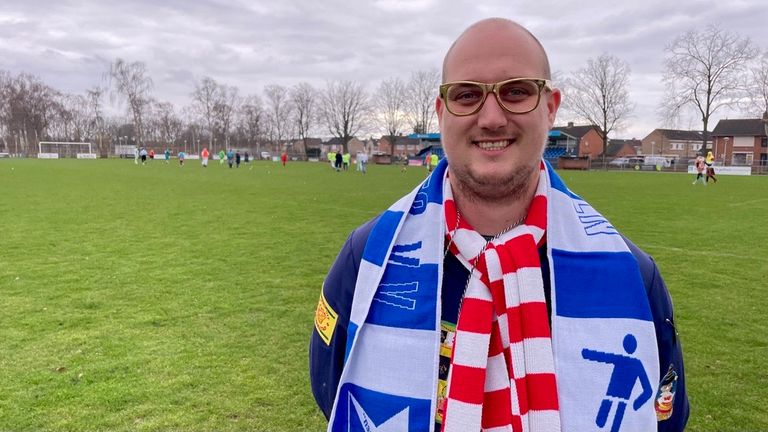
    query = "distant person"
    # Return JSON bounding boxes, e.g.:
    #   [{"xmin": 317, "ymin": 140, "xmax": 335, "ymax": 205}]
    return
[
  {"xmin": 227, "ymin": 149, "xmax": 234, "ymax": 168},
  {"xmin": 178, "ymin": 151, "xmax": 185, "ymax": 166},
  {"xmin": 201, "ymin": 147, "xmax": 210, "ymax": 167},
  {"xmin": 357, "ymin": 152, "xmax": 368, "ymax": 174},
  {"xmin": 244, "ymin": 152, "xmax": 250, "ymax": 164},
  {"xmin": 218, "ymin": 149, "xmax": 226, "ymax": 165},
  {"xmin": 133, "ymin": 147, "xmax": 139, "ymax": 165},
  {"xmin": 236, "ymin": 151, "xmax": 241, "ymax": 168},
  {"xmin": 335, "ymin": 151, "xmax": 343, "ymax": 172},
  {"xmin": 430, "ymin": 152, "xmax": 439, "ymax": 172},
  {"xmin": 328, "ymin": 151, "xmax": 336, "ymax": 169},
  {"xmin": 401, "ymin": 156, "xmax": 408, "ymax": 173},
  {"xmin": 139, "ymin": 147, "xmax": 148, "ymax": 165},
  {"xmin": 149, "ymin": 149, "xmax": 155, "ymax": 160},
  {"xmin": 281, "ymin": 151, "xmax": 287, "ymax": 166},
  {"xmin": 342, "ymin": 152, "xmax": 350, "ymax": 171},
  {"xmin": 693, "ymin": 155, "xmax": 706, "ymax": 185},
  {"xmin": 705, "ymin": 151, "xmax": 717, "ymax": 183},
  {"xmin": 164, "ymin": 148, "xmax": 171, "ymax": 164}
]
